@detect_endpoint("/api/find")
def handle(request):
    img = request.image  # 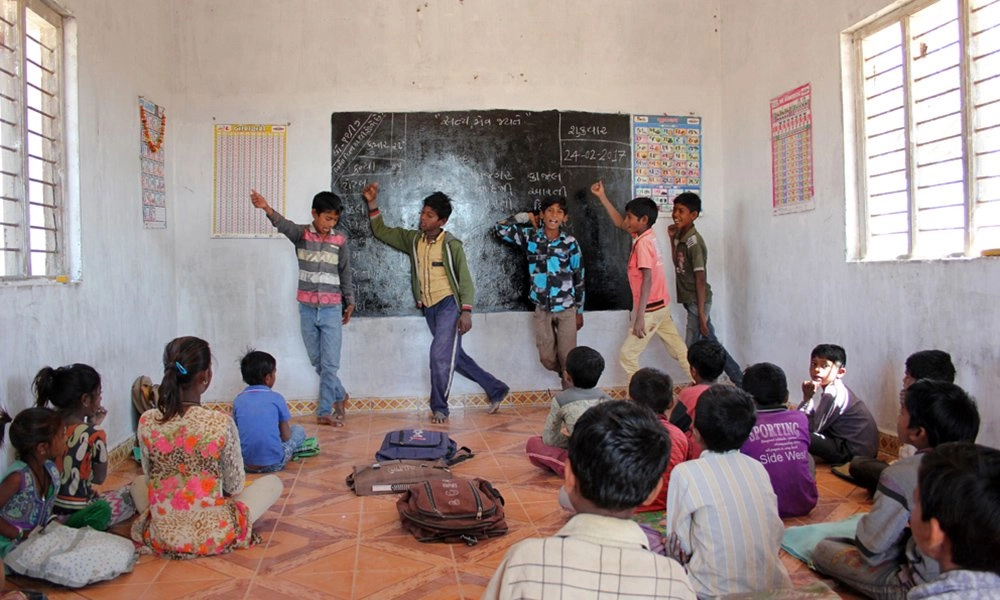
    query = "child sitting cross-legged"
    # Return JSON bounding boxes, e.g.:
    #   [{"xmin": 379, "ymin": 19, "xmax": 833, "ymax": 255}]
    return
[
  {"xmin": 669, "ymin": 339, "xmax": 727, "ymax": 459},
  {"xmin": 233, "ymin": 349, "xmax": 309, "ymax": 473},
  {"xmin": 524, "ymin": 346, "xmax": 610, "ymax": 478},
  {"xmin": 812, "ymin": 380, "xmax": 980, "ymax": 599},
  {"xmin": 907, "ymin": 441, "xmax": 1000, "ymax": 599},
  {"xmin": 484, "ymin": 401, "xmax": 696, "ymax": 599},
  {"xmin": 666, "ymin": 385, "xmax": 791, "ymax": 597}
]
